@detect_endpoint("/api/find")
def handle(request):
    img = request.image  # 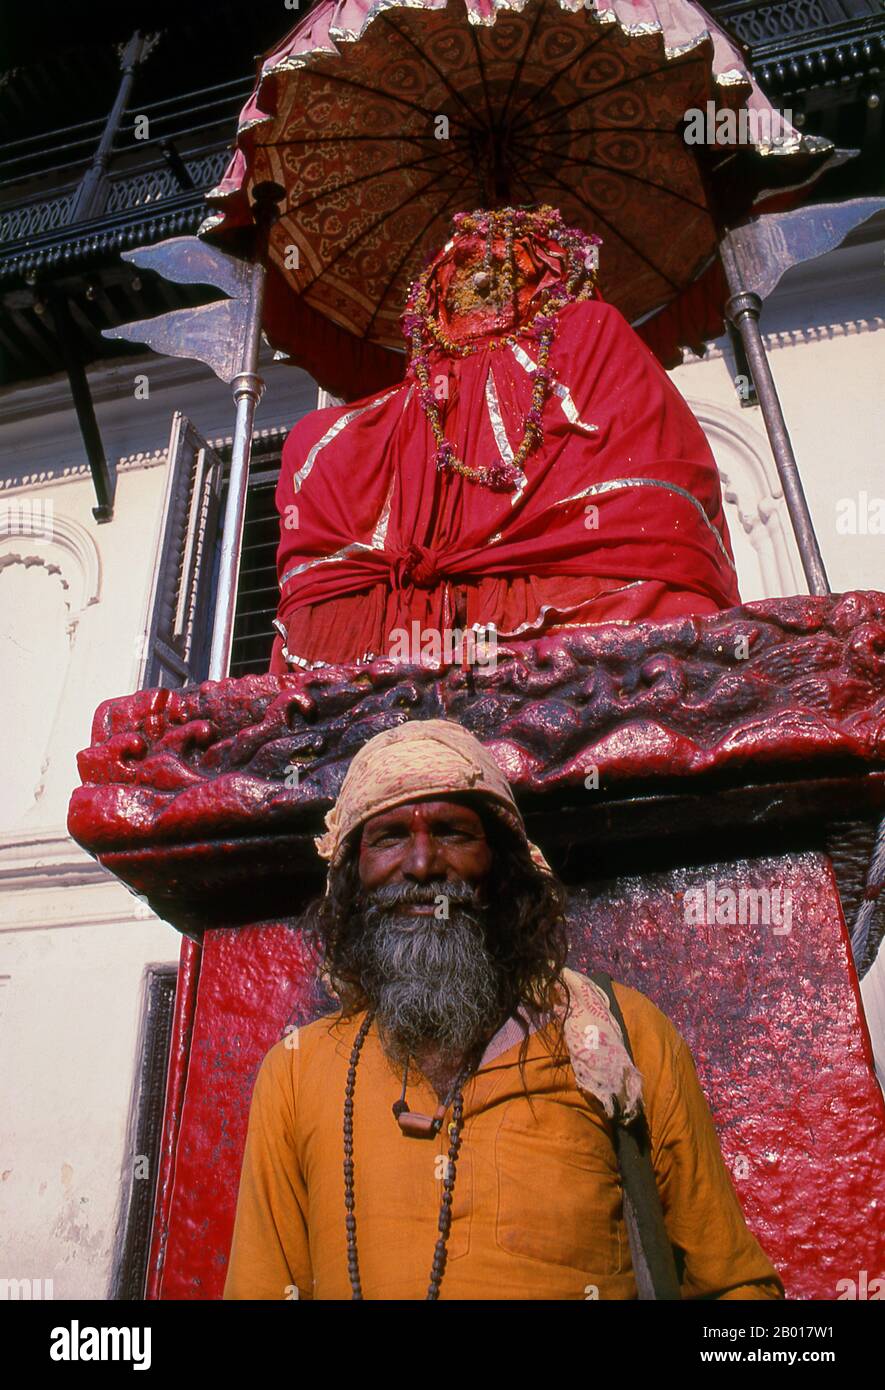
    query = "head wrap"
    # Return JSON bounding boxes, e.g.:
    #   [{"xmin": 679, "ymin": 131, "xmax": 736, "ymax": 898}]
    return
[{"xmin": 314, "ymin": 718, "xmax": 553, "ymax": 877}]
